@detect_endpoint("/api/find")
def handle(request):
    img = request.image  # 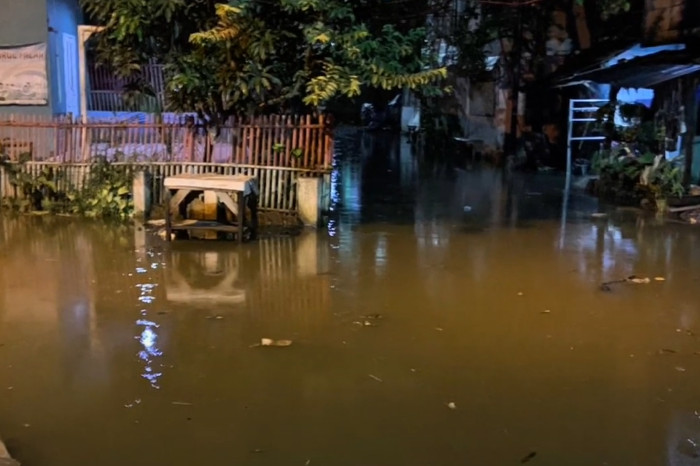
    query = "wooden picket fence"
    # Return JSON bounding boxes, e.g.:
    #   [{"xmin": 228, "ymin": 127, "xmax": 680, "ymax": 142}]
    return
[{"xmin": 0, "ymin": 113, "xmax": 333, "ymax": 170}]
